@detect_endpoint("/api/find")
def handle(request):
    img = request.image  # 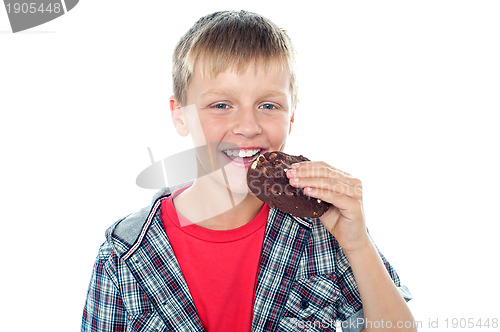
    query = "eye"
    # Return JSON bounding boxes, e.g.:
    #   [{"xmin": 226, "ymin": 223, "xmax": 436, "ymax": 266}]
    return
[
  {"xmin": 210, "ymin": 103, "xmax": 231, "ymax": 109},
  {"xmin": 259, "ymin": 103, "xmax": 278, "ymax": 110}
]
